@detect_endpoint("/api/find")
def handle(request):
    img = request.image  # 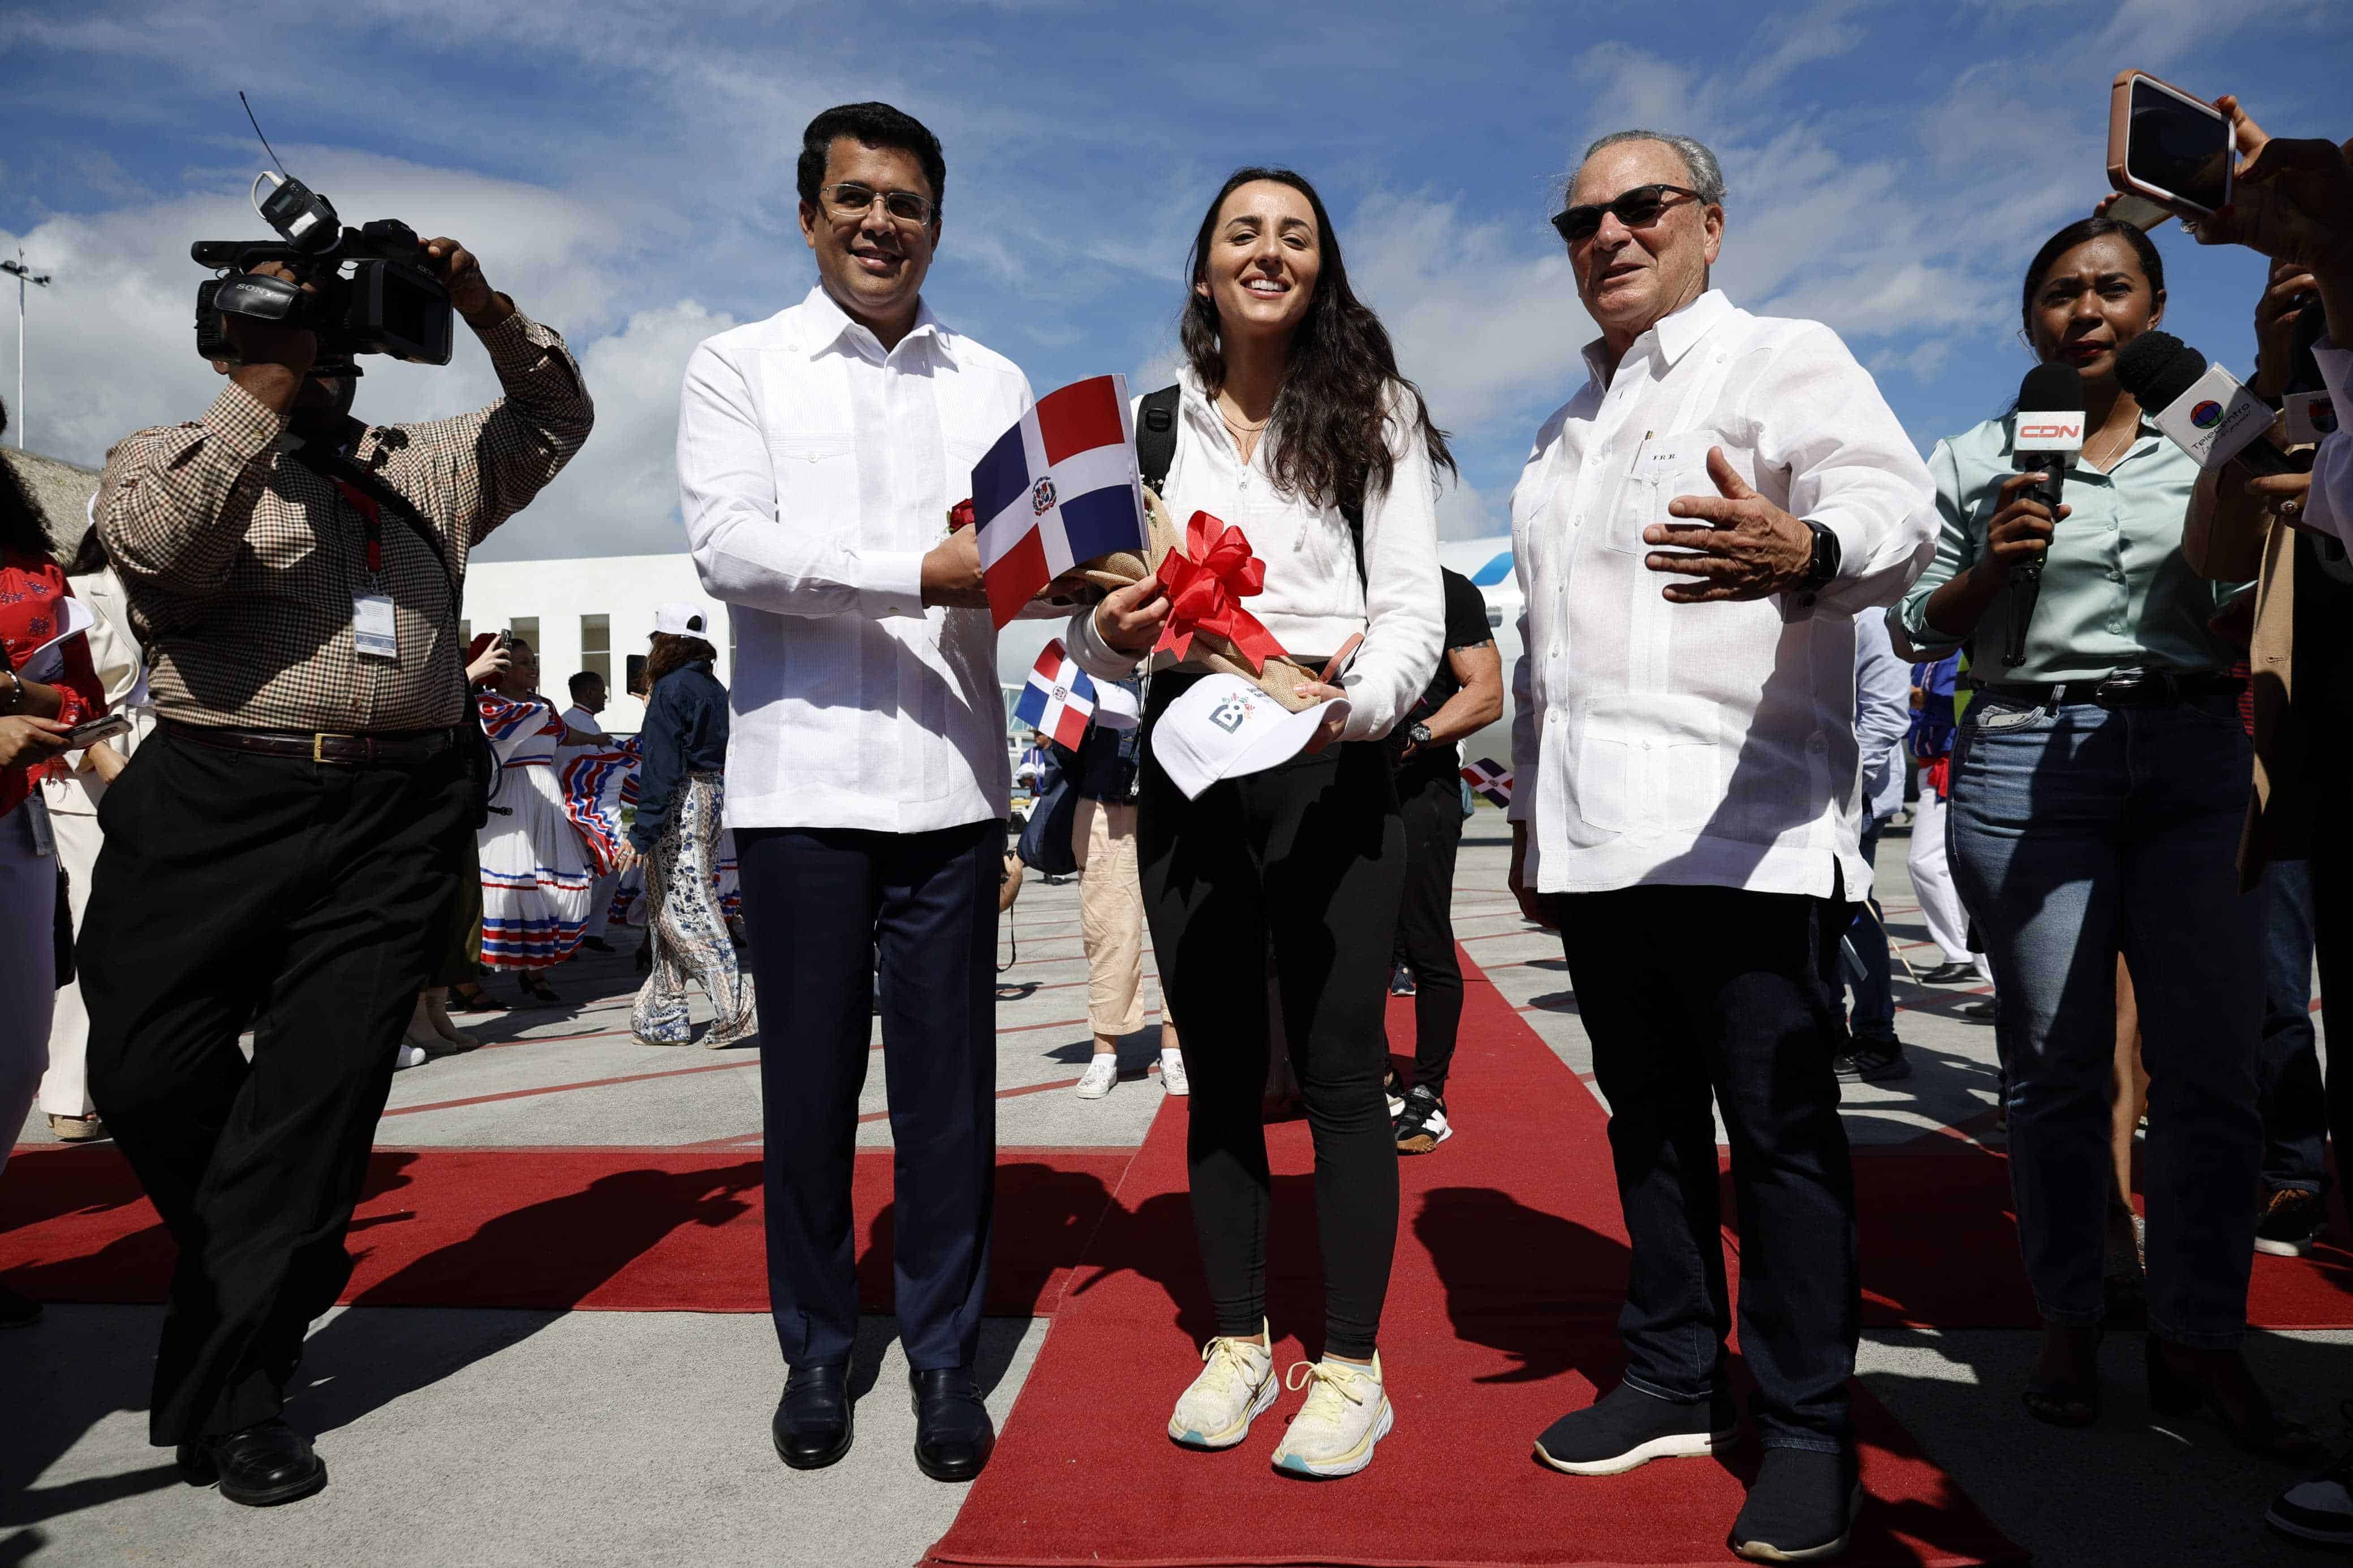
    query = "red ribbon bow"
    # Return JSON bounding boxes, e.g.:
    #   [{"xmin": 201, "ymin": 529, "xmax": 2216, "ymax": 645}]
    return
[{"xmin": 1152, "ymin": 512, "xmax": 1286, "ymax": 672}]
